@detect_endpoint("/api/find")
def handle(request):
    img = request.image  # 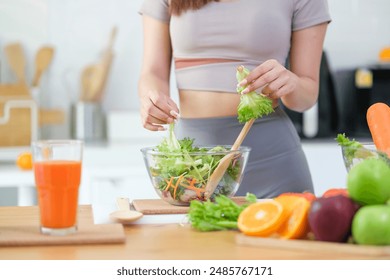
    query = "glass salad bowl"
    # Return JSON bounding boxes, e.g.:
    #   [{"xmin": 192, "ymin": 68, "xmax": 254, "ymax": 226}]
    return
[
  {"xmin": 141, "ymin": 145, "xmax": 251, "ymax": 206},
  {"xmin": 341, "ymin": 143, "xmax": 389, "ymax": 172}
]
